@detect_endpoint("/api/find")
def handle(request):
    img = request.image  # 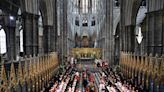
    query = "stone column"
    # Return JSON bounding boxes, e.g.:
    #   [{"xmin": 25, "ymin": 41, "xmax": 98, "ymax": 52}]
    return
[
  {"xmin": 126, "ymin": 25, "xmax": 135, "ymax": 52},
  {"xmin": 32, "ymin": 14, "xmax": 39, "ymax": 56},
  {"xmin": 50, "ymin": 27, "xmax": 56, "ymax": 52},
  {"xmin": 43, "ymin": 25, "xmax": 52, "ymax": 54},
  {"xmin": 5, "ymin": 24, "xmax": 16, "ymax": 60},
  {"xmin": 63, "ymin": 0, "xmax": 67, "ymax": 55},
  {"xmin": 163, "ymin": 11, "xmax": 164, "ymax": 54},
  {"xmin": 104, "ymin": 0, "xmax": 108, "ymax": 60},
  {"xmin": 154, "ymin": 12, "xmax": 163, "ymax": 55},
  {"xmin": 124, "ymin": 27, "xmax": 128, "ymax": 52},
  {"xmin": 147, "ymin": 11, "xmax": 163, "ymax": 56},
  {"xmin": 147, "ymin": 13, "xmax": 155, "ymax": 55},
  {"xmin": 57, "ymin": 0, "xmax": 67, "ymax": 65},
  {"xmin": 15, "ymin": 20, "xmax": 21, "ymax": 58},
  {"xmin": 53, "ymin": 0, "xmax": 57, "ymax": 52},
  {"xmin": 105, "ymin": 0, "xmax": 114, "ymax": 65},
  {"xmin": 22, "ymin": 12, "xmax": 39, "ymax": 57},
  {"xmin": 56, "ymin": 0, "xmax": 63, "ymax": 65},
  {"xmin": 120, "ymin": 0, "xmax": 126, "ymax": 52},
  {"xmin": 122, "ymin": 29, "xmax": 126, "ymax": 51}
]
